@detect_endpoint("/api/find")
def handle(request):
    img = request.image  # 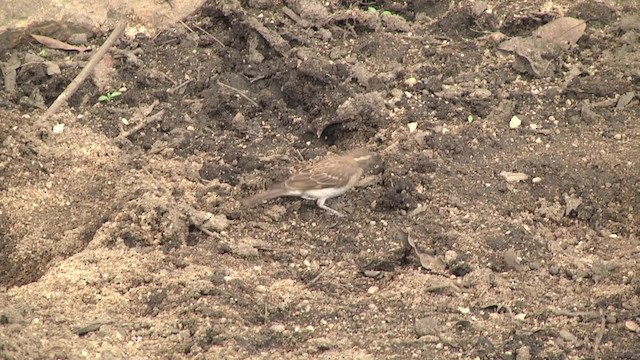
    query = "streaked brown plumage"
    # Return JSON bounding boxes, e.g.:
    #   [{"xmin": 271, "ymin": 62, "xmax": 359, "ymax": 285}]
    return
[{"xmin": 244, "ymin": 148, "xmax": 376, "ymax": 216}]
